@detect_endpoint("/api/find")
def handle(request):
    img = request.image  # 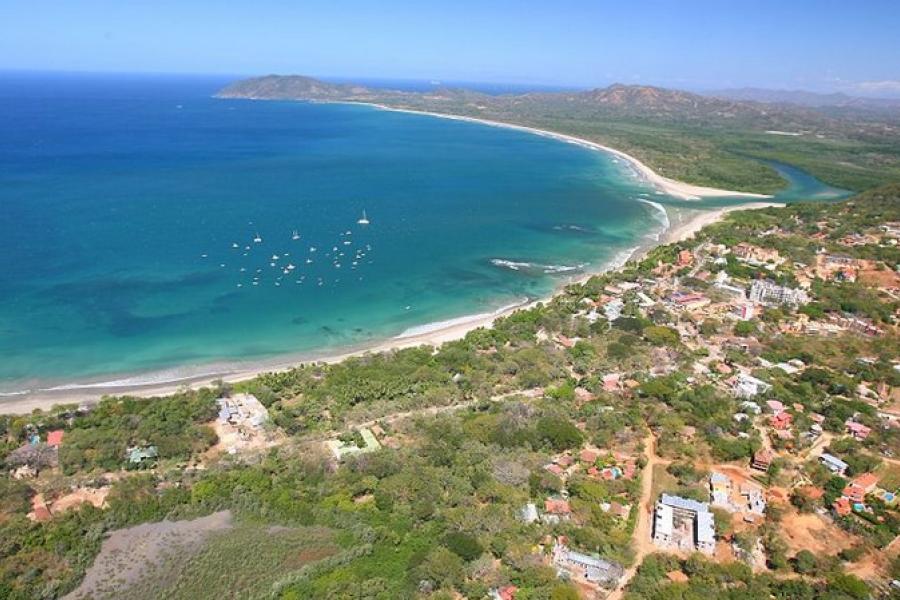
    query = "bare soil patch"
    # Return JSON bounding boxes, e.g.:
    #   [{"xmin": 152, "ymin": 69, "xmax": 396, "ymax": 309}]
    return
[{"xmin": 779, "ymin": 509, "xmax": 856, "ymax": 557}]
